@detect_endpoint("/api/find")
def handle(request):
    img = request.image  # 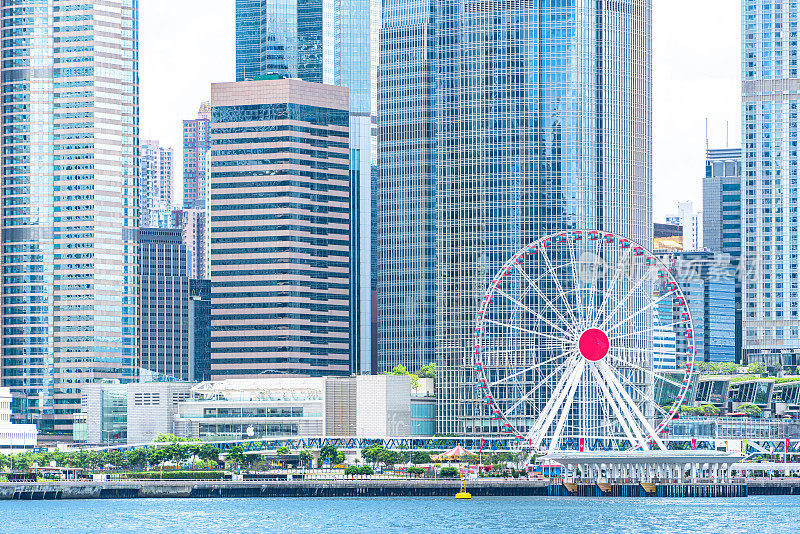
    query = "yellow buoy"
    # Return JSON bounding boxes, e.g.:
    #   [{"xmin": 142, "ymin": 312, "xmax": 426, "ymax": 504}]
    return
[{"xmin": 455, "ymin": 470, "xmax": 472, "ymax": 499}]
